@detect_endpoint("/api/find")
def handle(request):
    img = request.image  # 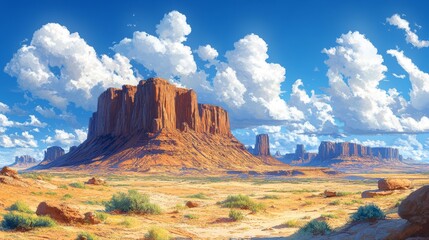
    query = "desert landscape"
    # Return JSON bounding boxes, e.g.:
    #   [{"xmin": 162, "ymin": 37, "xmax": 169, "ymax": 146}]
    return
[{"xmin": 1, "ymin": 1, "xmax": 429, "ymax": 239}]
